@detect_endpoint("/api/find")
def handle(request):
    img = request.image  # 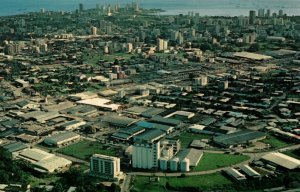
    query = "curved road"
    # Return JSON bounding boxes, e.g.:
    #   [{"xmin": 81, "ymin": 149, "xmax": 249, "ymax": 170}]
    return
[{"xmin": 127, "ymin": 144, "xmax": 300, "ymax": 177}]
